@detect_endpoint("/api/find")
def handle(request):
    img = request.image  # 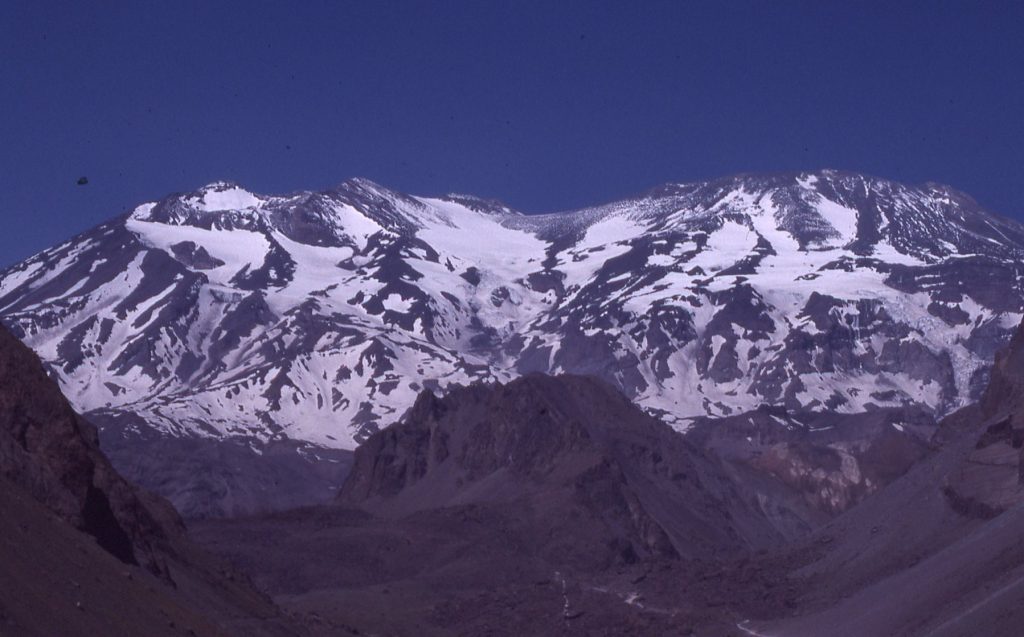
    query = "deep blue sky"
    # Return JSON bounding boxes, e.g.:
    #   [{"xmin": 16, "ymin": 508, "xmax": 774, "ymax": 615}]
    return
[{"xmin": 2, "ymin": 1, "xmax": 1023, "ymax": 267}]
